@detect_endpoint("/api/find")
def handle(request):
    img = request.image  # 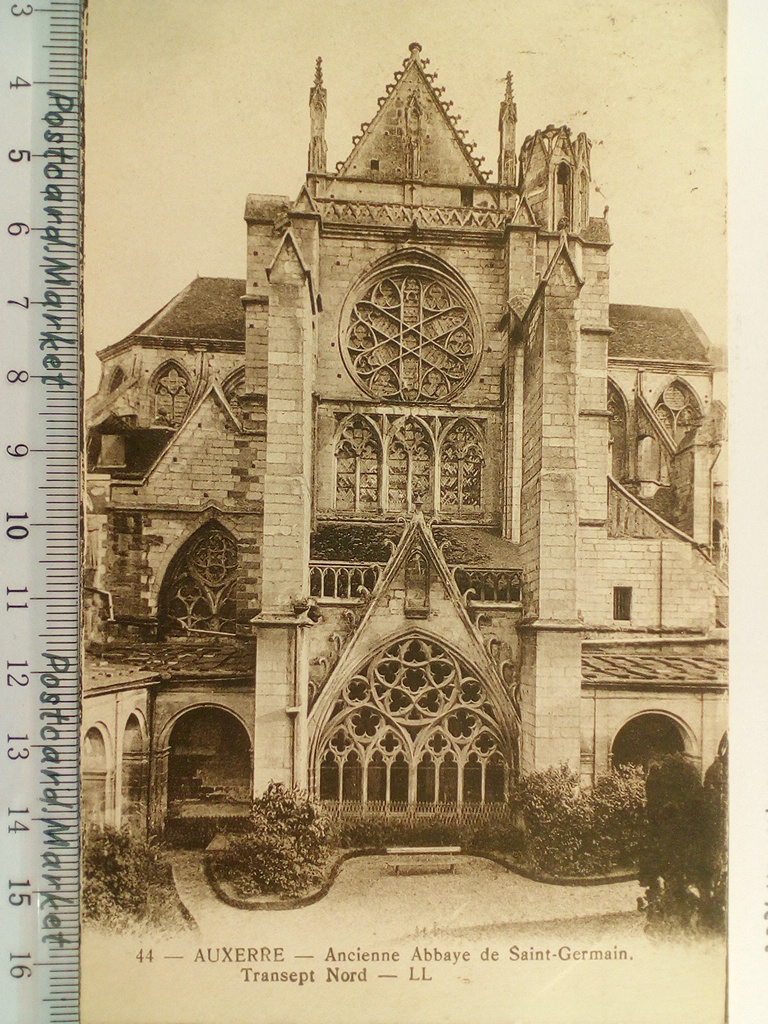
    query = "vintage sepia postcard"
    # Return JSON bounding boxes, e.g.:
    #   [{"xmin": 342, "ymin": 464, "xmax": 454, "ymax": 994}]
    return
[{"xmin": 80, "ymin": 2, "xmax": 731, "ymax": 1022}]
